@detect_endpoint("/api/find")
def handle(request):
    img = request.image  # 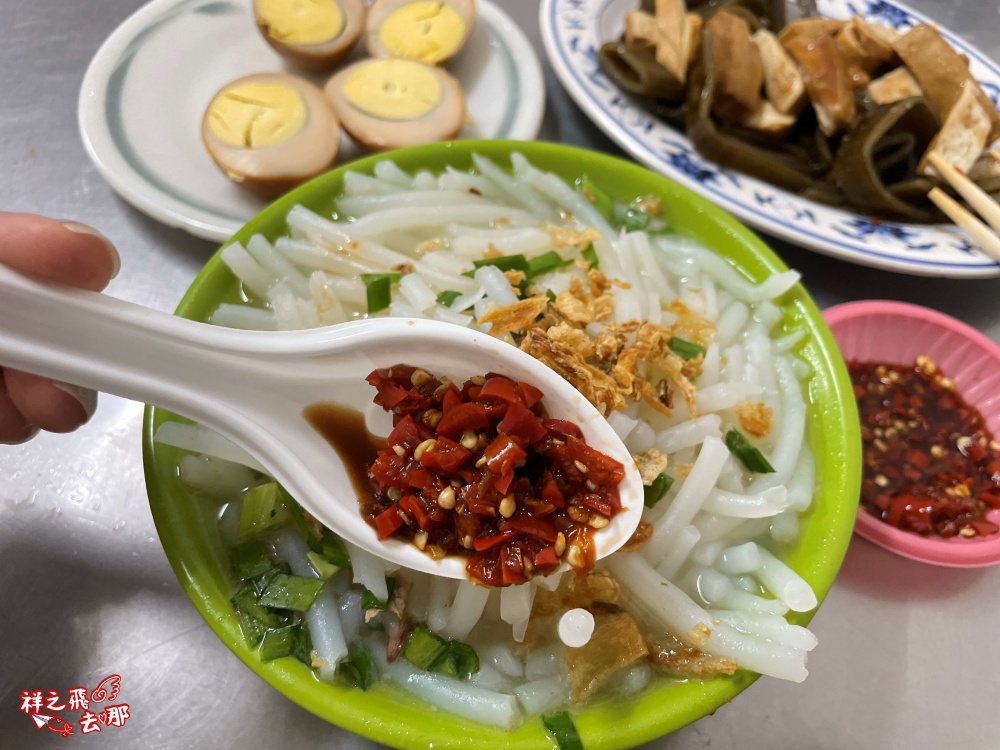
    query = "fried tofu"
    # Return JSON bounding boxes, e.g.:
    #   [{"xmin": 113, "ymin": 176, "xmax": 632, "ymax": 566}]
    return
[
  {"xmin": 918, "ymin": 85, "xmax": 992, "ymax": 176},
  {"xmin": 867, "ymin": 66, "xmax": 923, "ymax": 105},
  {"xmin": 752, "ymin": 28, "xmax": 807, "ymax": 115},
  {"xmin": 835, "ymin": 17, "xmax": 897, "ymax": 88},
  {"xmin": 894, "ymin": 23, "xmax": 1000, "ymax": 142},
  {"xmin": 704, "ymin": 11, "xmax": 764, "ymax": 125},
  {"xmin": 782, "ymin": 29, "xmax": 856, "ymax": 136}
]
